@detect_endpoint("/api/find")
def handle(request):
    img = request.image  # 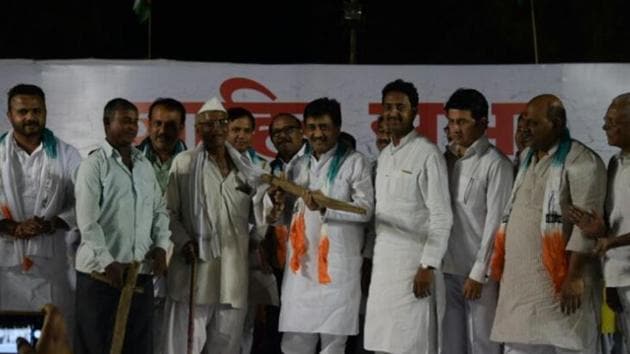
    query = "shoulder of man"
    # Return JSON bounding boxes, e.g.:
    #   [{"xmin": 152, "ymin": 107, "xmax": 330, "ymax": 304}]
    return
[{"xmin": 566, "ymin": 140, "xmax": 606, "ymax": 170}]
